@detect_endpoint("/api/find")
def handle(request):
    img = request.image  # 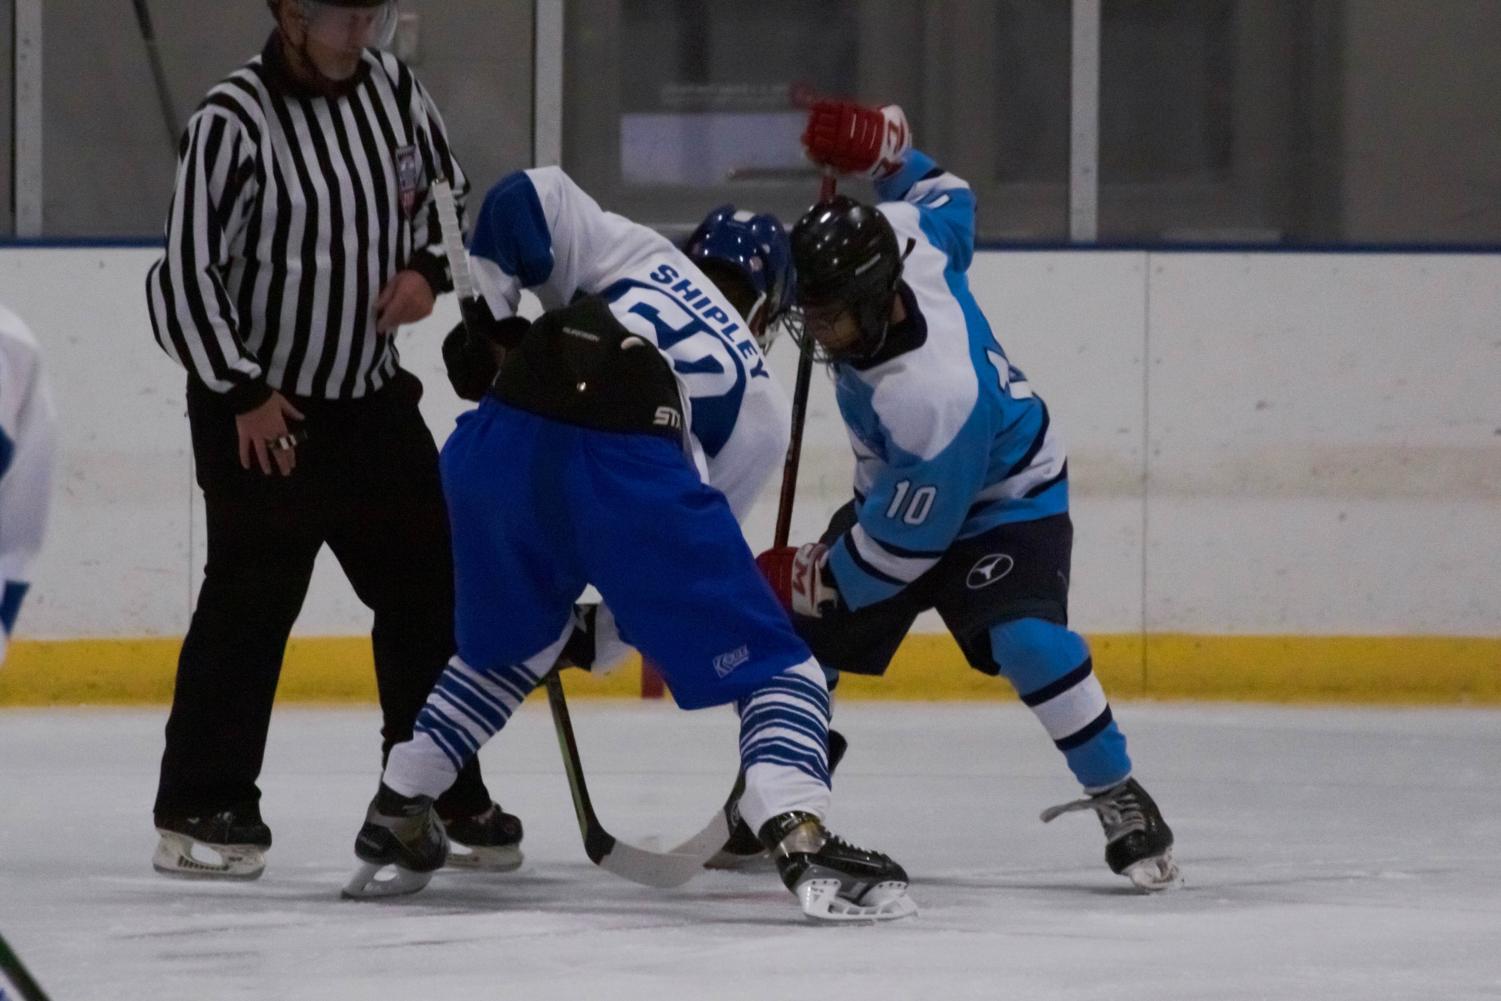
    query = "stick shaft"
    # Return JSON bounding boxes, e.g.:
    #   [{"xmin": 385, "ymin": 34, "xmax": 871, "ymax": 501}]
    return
[
  {"xmin": 772, "ymin": 167, "xmax": 837, "ymax": 548},
  {"xmin": 0, "ymin": 932, "xmax": 52, "ymax": 1001},
  {"xmin": 431, "ymin": 180, "xmax": 478, "ymax": 303},
  {"xmin": 131, "ymin": 0, "xmax": 182, "ymax": 154}
]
